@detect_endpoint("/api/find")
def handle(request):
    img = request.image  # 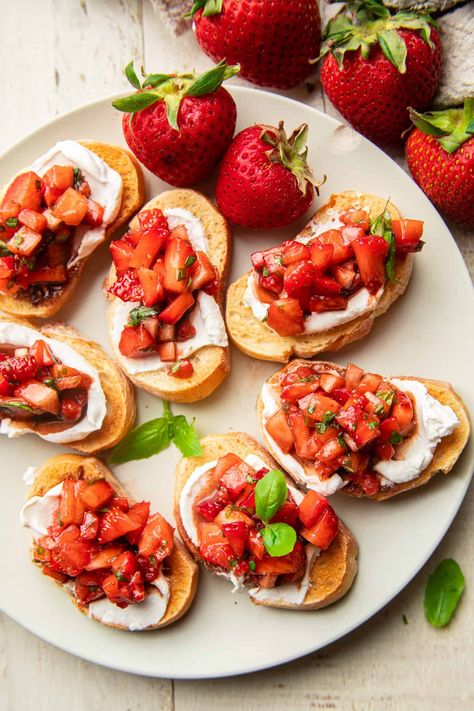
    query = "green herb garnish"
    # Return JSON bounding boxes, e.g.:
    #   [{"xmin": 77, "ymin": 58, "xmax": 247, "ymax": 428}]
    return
[
  {"xmin": 5, "ymin": 217, "xmax": 19, "ymax": 228},
  {"xmin": 424, "ymin": 559, "xmax": 465, "ymax": 628},
  {"xmin": 254, "ymin": 469, "xmax": 296, "ymax": 558},
  {"xmin": 390, "ymin": 430, "xmax": 403, "ymax": 445},
  {"xmin": 316, "ymin": 410, "xmax": 336, "ymax": 433},
  {"xmin": 128, "ymin": 305, "xmax": 159, "ymax": 327}
]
